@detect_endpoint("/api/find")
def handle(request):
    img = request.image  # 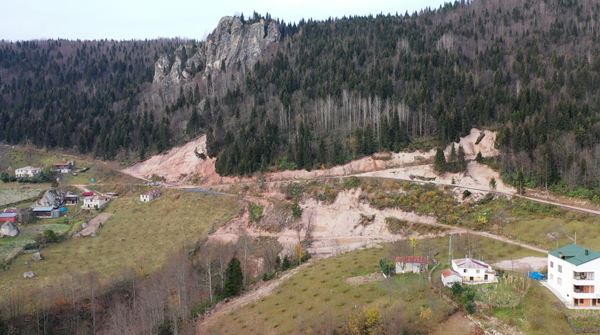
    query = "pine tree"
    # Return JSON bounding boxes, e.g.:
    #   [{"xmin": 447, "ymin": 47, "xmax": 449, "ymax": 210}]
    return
[
  {"xmin": 434, "ymin": 148, "xmax": 447, "ymax": 174},
  {"xmin": 517, "ymin": 170, "xmax": 525, "ymax": 195},
  {"xmin": 224, "ymin": 257, "xmax": 244, "ymax": 297},
  {"xmin": 449, "ymin": 143, "xmax": 457, "ymax": 163},
  {"xmin": 282, "ymin": 255, "xmax": 291, "ymax": 270},
  {"xmin": 186, "ymin": 108, "xmax": 200, "ymax": 136},
  {"xmin": 489, "ymin": 177, "xmax": 497, "ymax": 190},
  {"xmin": 458, "ymin": 145, "xmax": 466, "ymax": 171}
]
